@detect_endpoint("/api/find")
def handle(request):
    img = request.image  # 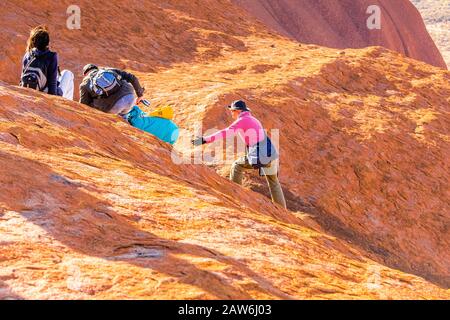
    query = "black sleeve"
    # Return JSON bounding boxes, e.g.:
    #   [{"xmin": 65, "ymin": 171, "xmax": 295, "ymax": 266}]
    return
[
  {"xmin": 111, "ymin": 68, "xmax": 145, "ymax": 97},
  {"xmin": 46, "ymin": 53, "xmax": 59, "ymax": 95}
]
